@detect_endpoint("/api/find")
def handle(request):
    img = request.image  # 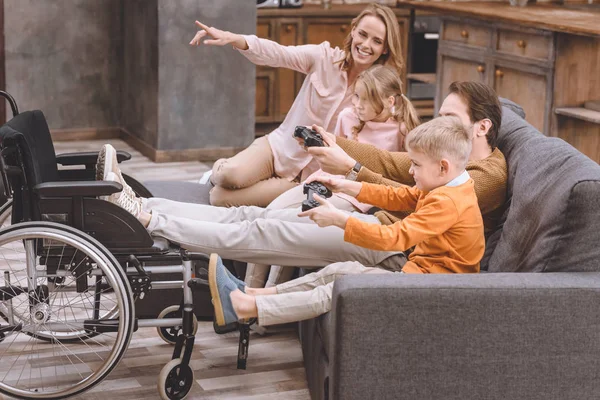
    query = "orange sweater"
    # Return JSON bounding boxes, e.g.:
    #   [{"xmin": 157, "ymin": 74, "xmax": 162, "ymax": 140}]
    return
[
  {"xmin": 344, "ymin": 180, "xmax": 484, "ymax": 274},
  {"xmin": 337, "ymin": 137, "xmax": 507, "ymax": 236}
]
